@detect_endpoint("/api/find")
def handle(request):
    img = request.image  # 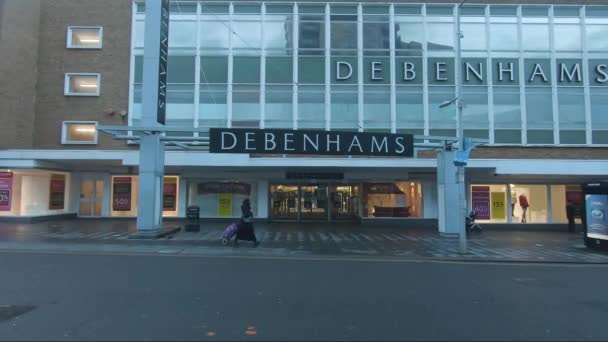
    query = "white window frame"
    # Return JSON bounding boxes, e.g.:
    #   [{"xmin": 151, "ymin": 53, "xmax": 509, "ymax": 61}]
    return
[
  {"xmin": 66, "ymin": 26, "xmax": 103, "ymax": 49},
  {"xmin": 64, "ymin": 73, "xmax": 101, "ymax": 96},
  {"xmin": 61, "ymin": 121, "xmax": 99, "ymax": 145}
]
